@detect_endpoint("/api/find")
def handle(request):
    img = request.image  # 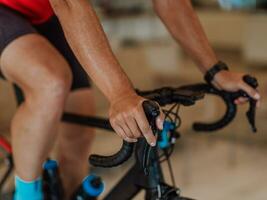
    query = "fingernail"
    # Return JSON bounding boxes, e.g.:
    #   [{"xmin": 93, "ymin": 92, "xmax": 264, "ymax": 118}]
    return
[
  {"xmin": 254, "ymin": 94, "xmax": 260, "ymax": 100},
  {"xmin": 150, "ymin": 142, "xmax": 156, "ymax": 147}
]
